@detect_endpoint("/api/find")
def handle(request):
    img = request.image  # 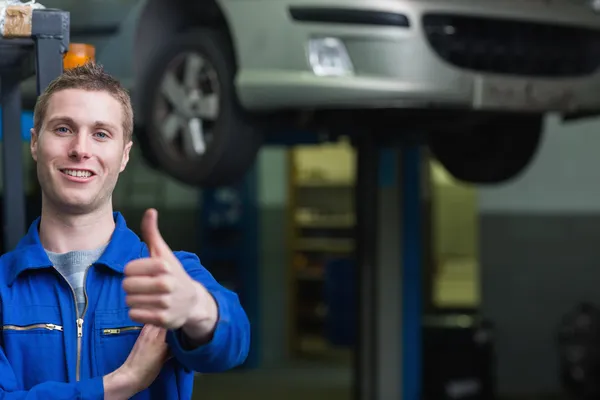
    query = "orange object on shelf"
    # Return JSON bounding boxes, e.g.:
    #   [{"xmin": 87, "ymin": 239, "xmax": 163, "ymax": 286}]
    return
[{"xmin": 63, "ymin": 43, "xmax": 96, "ymax": 70}]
